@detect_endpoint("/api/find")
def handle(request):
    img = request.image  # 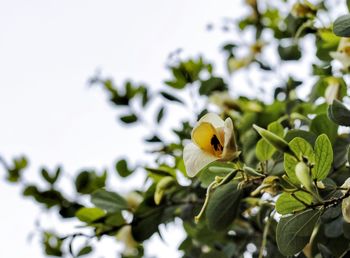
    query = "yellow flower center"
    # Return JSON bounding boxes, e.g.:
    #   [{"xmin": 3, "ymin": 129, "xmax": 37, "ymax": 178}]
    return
[{"xmin": 192, "ymin": 122, "xmax": 224, "ymax": 157}]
